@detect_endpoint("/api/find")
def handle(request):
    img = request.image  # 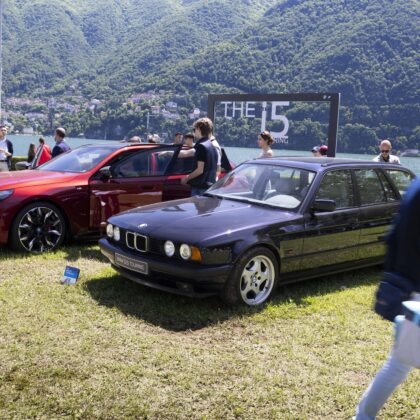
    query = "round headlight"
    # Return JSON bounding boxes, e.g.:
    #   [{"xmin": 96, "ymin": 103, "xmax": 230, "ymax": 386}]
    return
[
  {"xmin": 164, "ymin": 240, "xmax": 175, "ymax": 257},
  {"xmin": 180, "ymin": 244, "xmax": 192, "ymax": 260},
  {"xmin": 106, "ymin": 224, "xmax": 113, "ymax": 238},
  {"xmin": 113, "ymin": 226, "xmax": 120, "ymax": 241}
]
